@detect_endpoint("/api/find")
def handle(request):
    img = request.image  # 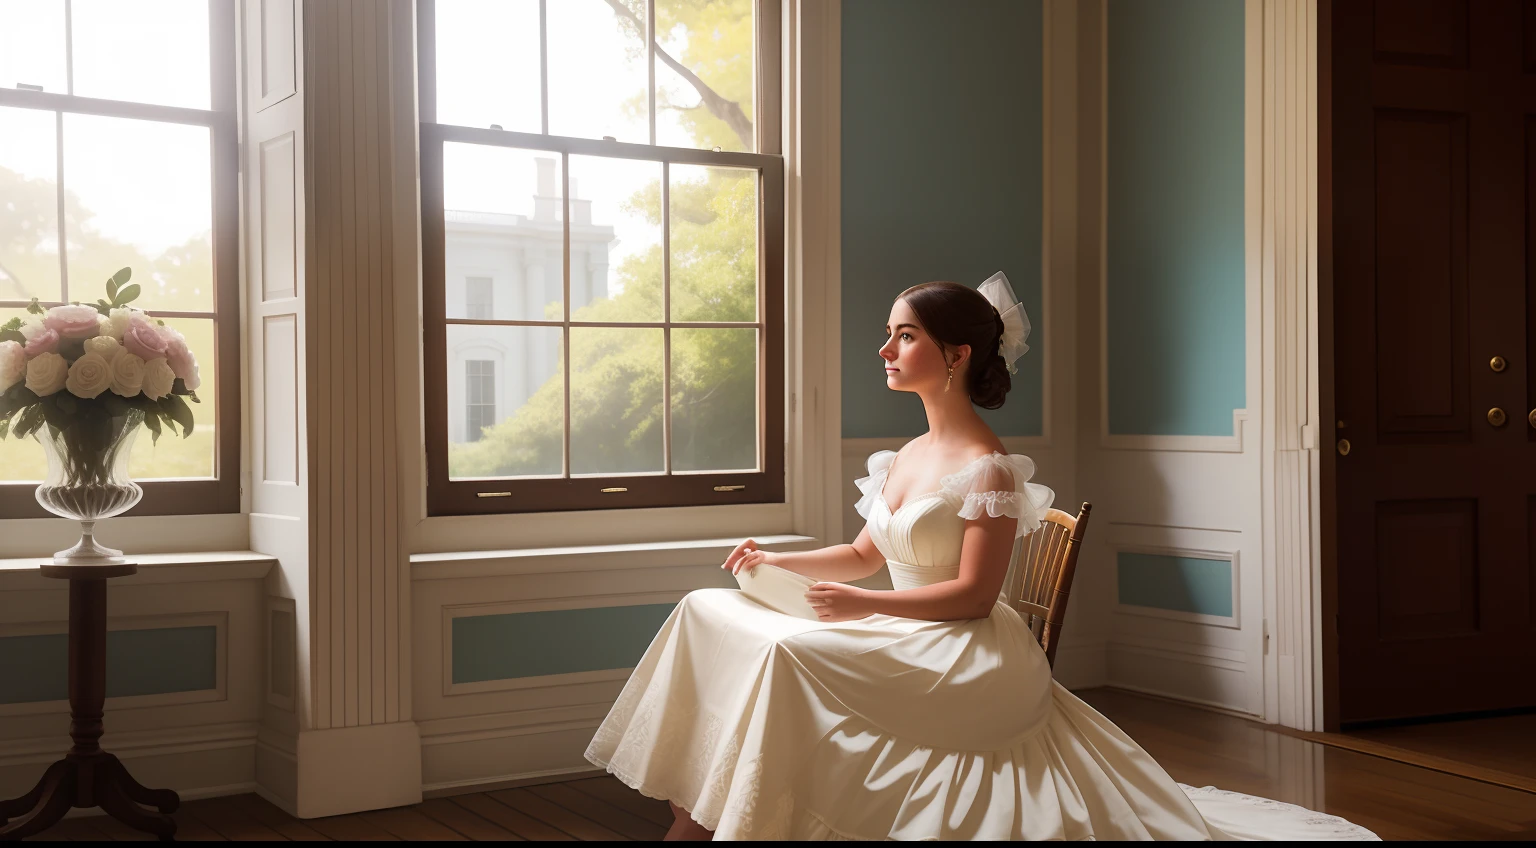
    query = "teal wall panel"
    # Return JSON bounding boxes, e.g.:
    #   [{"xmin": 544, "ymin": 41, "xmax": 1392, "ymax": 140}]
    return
[
  {"xmin": 1116, "ymin": 552, "xmax": 1233, "ymax": 618},
  {"xmin": 0, "ymin": 625, "xmax": 218, "ymax": 705},
  {"xmin": 841, "ymin": 0, "xmax": 1043, "ymax": 438},
  {"xmin": 1106, "ymin": 0, "xmax": 1245, "ymax": 436},
  {"xmin": 451, "ymin": 603, "xmax": 677, "ymax": 684}
]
